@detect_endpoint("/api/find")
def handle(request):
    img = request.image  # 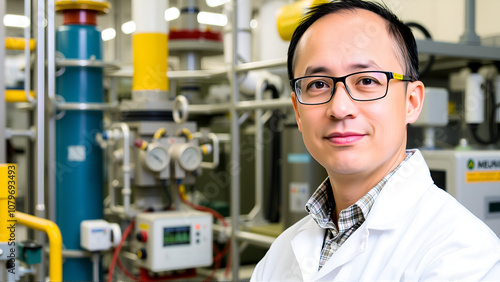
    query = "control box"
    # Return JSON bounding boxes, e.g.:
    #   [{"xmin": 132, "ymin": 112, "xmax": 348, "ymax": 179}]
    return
[
  {"xmin": 422, "ymin": 150, "xmax": 500, "ymax": 237},
  {"xmin": 80, "ymin": 220, "xmax": 121, "ymax": 251},
  {"xmin": 134, "ymin": 210, "xmax": 212, "ymax": 272}
]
